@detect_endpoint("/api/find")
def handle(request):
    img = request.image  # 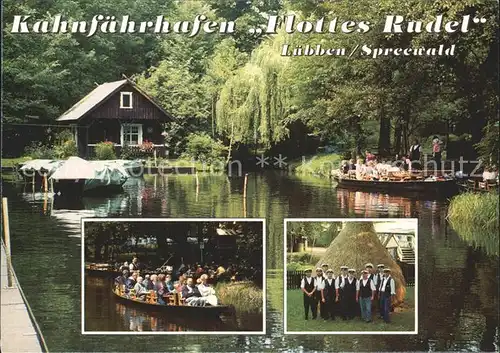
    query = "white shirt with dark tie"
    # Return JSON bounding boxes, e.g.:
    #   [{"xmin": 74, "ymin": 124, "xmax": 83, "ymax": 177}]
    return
[{"xmin": 356, "ymin": 278, "xmax": 377, "ymax": 291}]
